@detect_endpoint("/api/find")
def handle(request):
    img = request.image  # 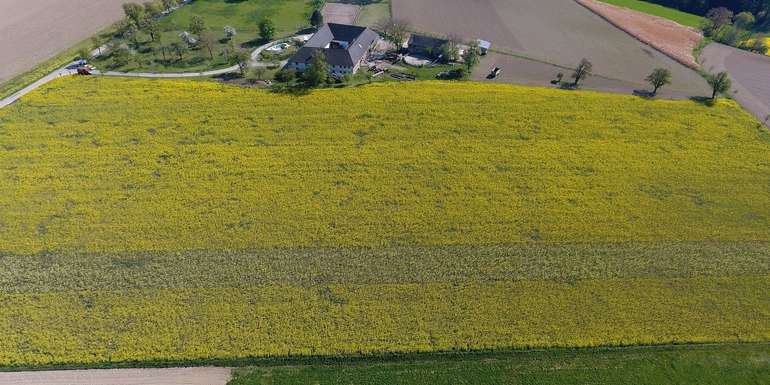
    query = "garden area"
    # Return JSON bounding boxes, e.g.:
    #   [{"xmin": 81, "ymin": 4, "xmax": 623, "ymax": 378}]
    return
[{"xmin": 91, "ymin": 0, "xmax": 314, "ymax": 73}]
